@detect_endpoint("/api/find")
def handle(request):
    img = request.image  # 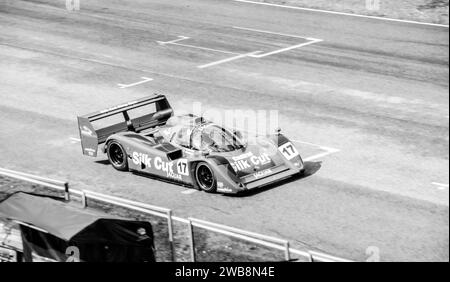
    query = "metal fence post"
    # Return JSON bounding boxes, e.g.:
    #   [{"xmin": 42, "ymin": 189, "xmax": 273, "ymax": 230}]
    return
[
  {"xmin": 166, "ymin": 210, "xmax": 176, "ymax": 262},
  {"xmin": 81, "ymin": 191, "xmax": 87, "ymax": 208},
  {"xmin": 307, "ymin": 251, "xmax": 314, "ymax": 262},
  {"xmin": 64, "ymin": 182, "xmax": 70, "ymax": 202},
  {"xmin": 284, "ymin": 241, "xmax": 291, "ymax": 261},
  {"xmin": 188, "ymin": 218, "xmax": 196, "ymax": 262}
]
